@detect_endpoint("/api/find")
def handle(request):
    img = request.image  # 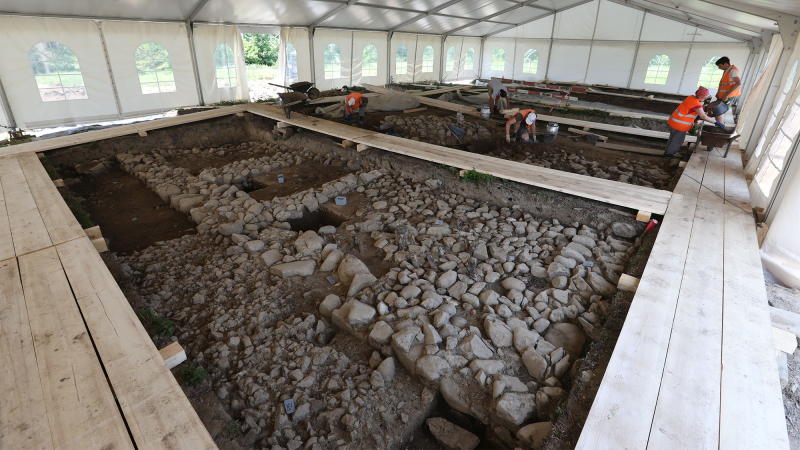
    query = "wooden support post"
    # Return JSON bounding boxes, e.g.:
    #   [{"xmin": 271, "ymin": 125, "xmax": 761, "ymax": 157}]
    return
[
  {"xmin": 52, "ymin": 179, "xmax": 65, "ymax": 187},
  {"xmin": 636, "ymin": 211, "xmax": 652, "ymax": 223},
  {"xmin": 342, "ymin": 140, "xmax": 357, "ymax": 148},
  {"xmin": 582, "ymin": 126, "xmax": 590, "ymax": 131},
  {"xmin": 90, "ymin": 237, "xmax": 108, "ymax": 253},
  {"xmin": 84, "ymin": 225, "xmax": 102, "ymax": 241},
  {"xmin": 276, "ymin": 122, "xmax": 291, "ymax": 129},
  {"xmin": 679, "ymin": 161, "xmax": 687, "ymax": 168},
  {"xmin": 356, "ymin": 144, "xmax": 370, "ymax": 153},
  {"xmin": 459, "ymin": 169, "xmax": 467, "ymax": 177},
  {"xmin": 617, "ymin": 274, "xmax": 640, "ymax": 293},
  {"xmin": 757, "ymin": 222, "xmax": 769, "ymax": 247},
  {"xmin": 236, "ymin": 112, "xmax": 244, "ymax": 117},
  {"xmin": 754, "ymin": 207, "xmax": 765, "ymax": 222},
  {"xmin": 403, "ymin": 107, "xmax": 427, "ymax": 114},
  {"xmin": 159, "ymin": 342, "xmax": 187, "ymax": 370},
  {"xmin": 36, "ymin": 152, "xmax": 45, "ymax": 159},
  {"xmin": 772, "ymin": 327, "xmax": 798, "ymax": 354},
  {"xmin": 138, "ymin": 130, "xmax": 147, "ymax": 137}
]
